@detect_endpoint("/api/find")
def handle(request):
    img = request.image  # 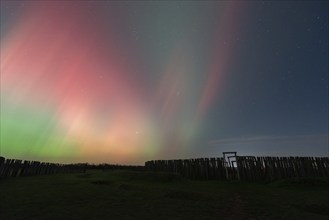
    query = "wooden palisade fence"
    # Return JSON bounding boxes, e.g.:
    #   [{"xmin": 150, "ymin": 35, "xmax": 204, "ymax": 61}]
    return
[
  {"xmin": 145, "ymin": 156, "xmax": 329, "ymax": 181},
  {"xmin": 0, "ymin": 156, "xmax": 87, "ymax": 178},
  {"xmin": 236, "ymin": 156, "xmax": 329, "ymax": 181},
  {"xmin": 2, "ymin": 155, "xmax": 328, "ymax": 181}
]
